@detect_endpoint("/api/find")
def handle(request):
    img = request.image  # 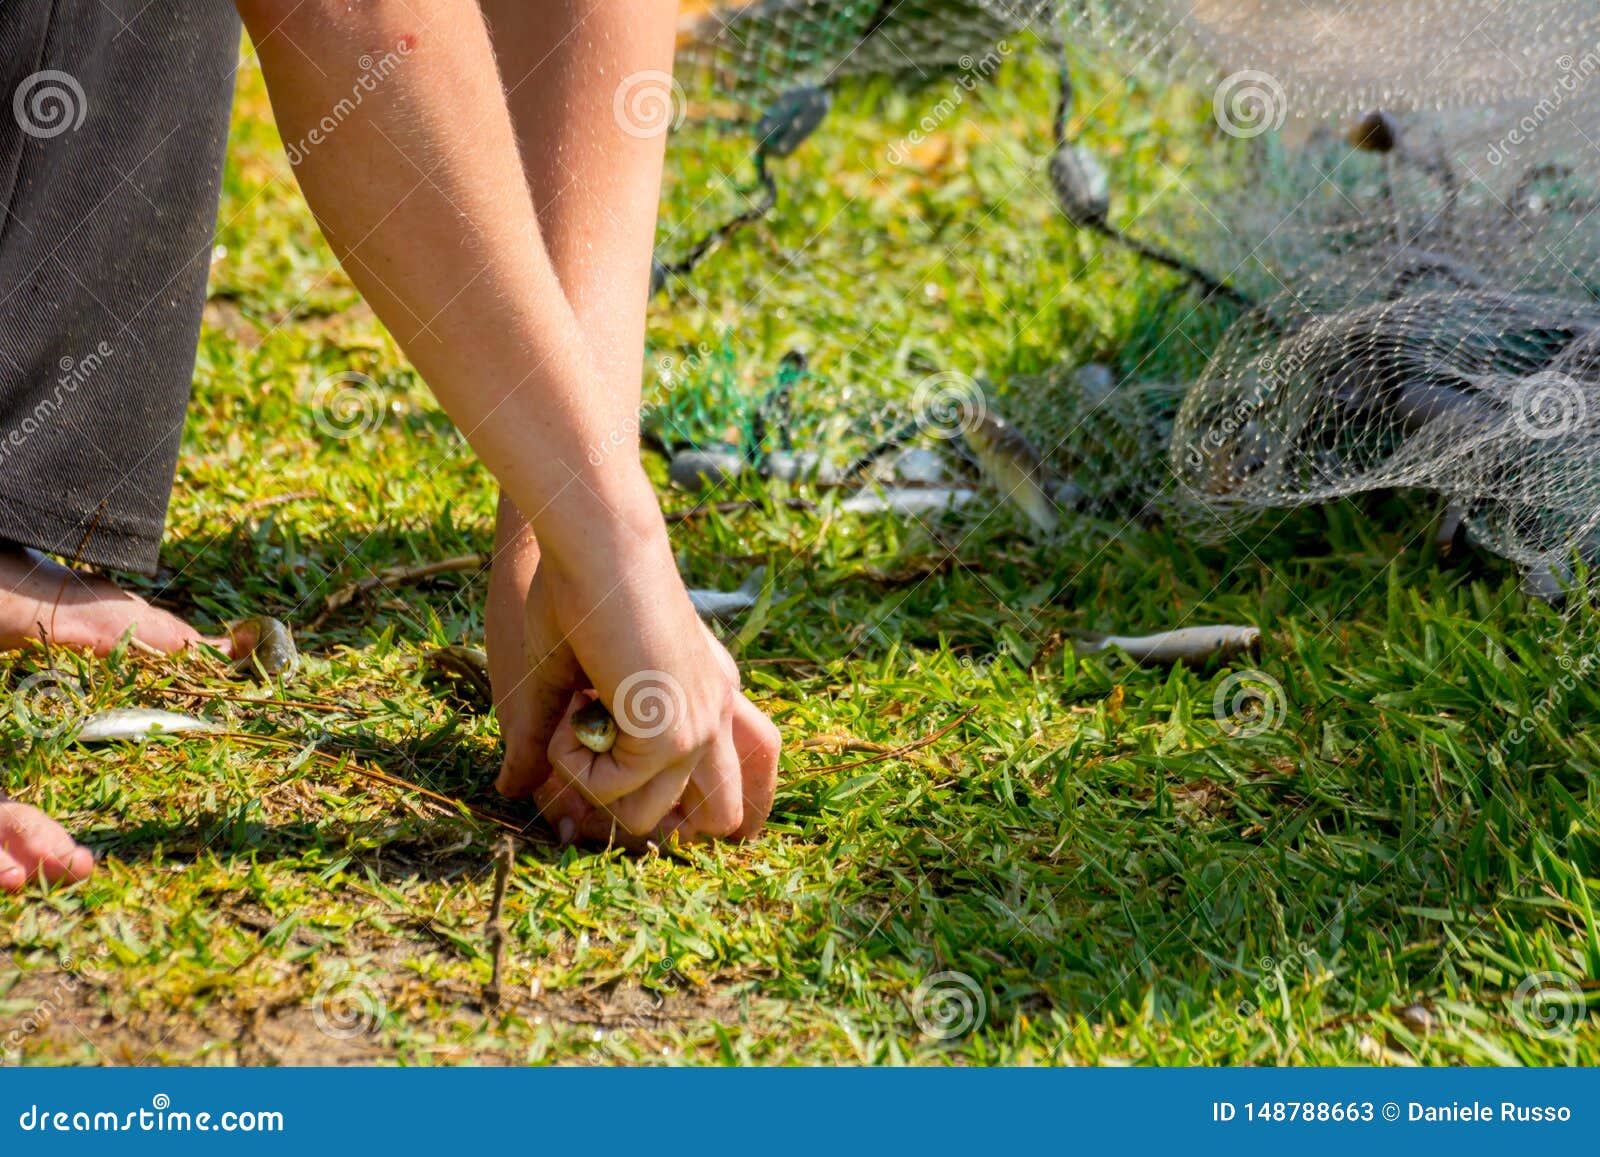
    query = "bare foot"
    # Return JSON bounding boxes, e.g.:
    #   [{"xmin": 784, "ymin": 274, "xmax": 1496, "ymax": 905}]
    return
[
  {"xmin": 0, "ymin": 544, "xmax": 225, "ymax": 657},
  {"xmin": 0, "ymin": 793, "xmax": 94, "ymax": 892}
]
